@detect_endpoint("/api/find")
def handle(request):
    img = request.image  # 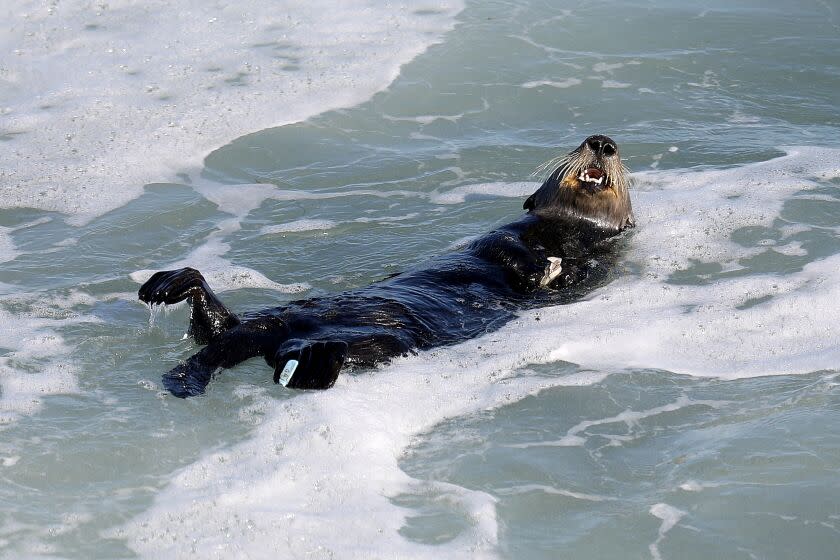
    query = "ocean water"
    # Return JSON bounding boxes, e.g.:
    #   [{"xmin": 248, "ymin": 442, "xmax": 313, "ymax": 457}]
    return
[{"xmin": 2, "ymin": 0, "xmax": 840, "ymax": 557}]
